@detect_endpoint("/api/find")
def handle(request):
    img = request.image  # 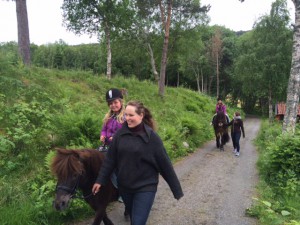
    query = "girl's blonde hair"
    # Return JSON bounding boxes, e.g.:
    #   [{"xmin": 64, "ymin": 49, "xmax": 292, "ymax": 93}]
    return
[{"xmin": 103, "ymin": 99, "xmax": 125, "ymax": 124}]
